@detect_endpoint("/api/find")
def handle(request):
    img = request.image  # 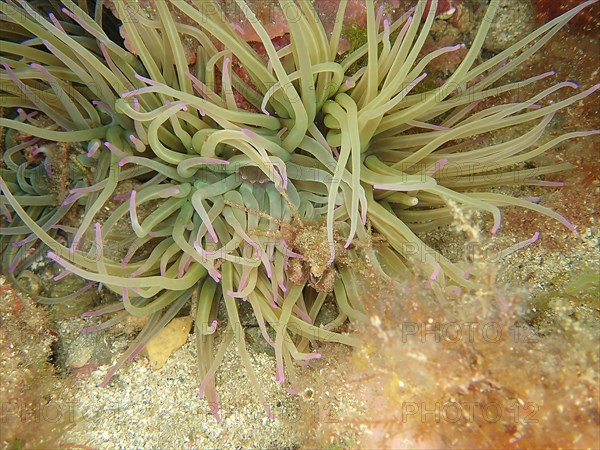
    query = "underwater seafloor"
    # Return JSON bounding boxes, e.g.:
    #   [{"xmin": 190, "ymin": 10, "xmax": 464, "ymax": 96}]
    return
[{"xmin": 1, "ymin": 1, "xmax": 599, "ymax": 449}]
